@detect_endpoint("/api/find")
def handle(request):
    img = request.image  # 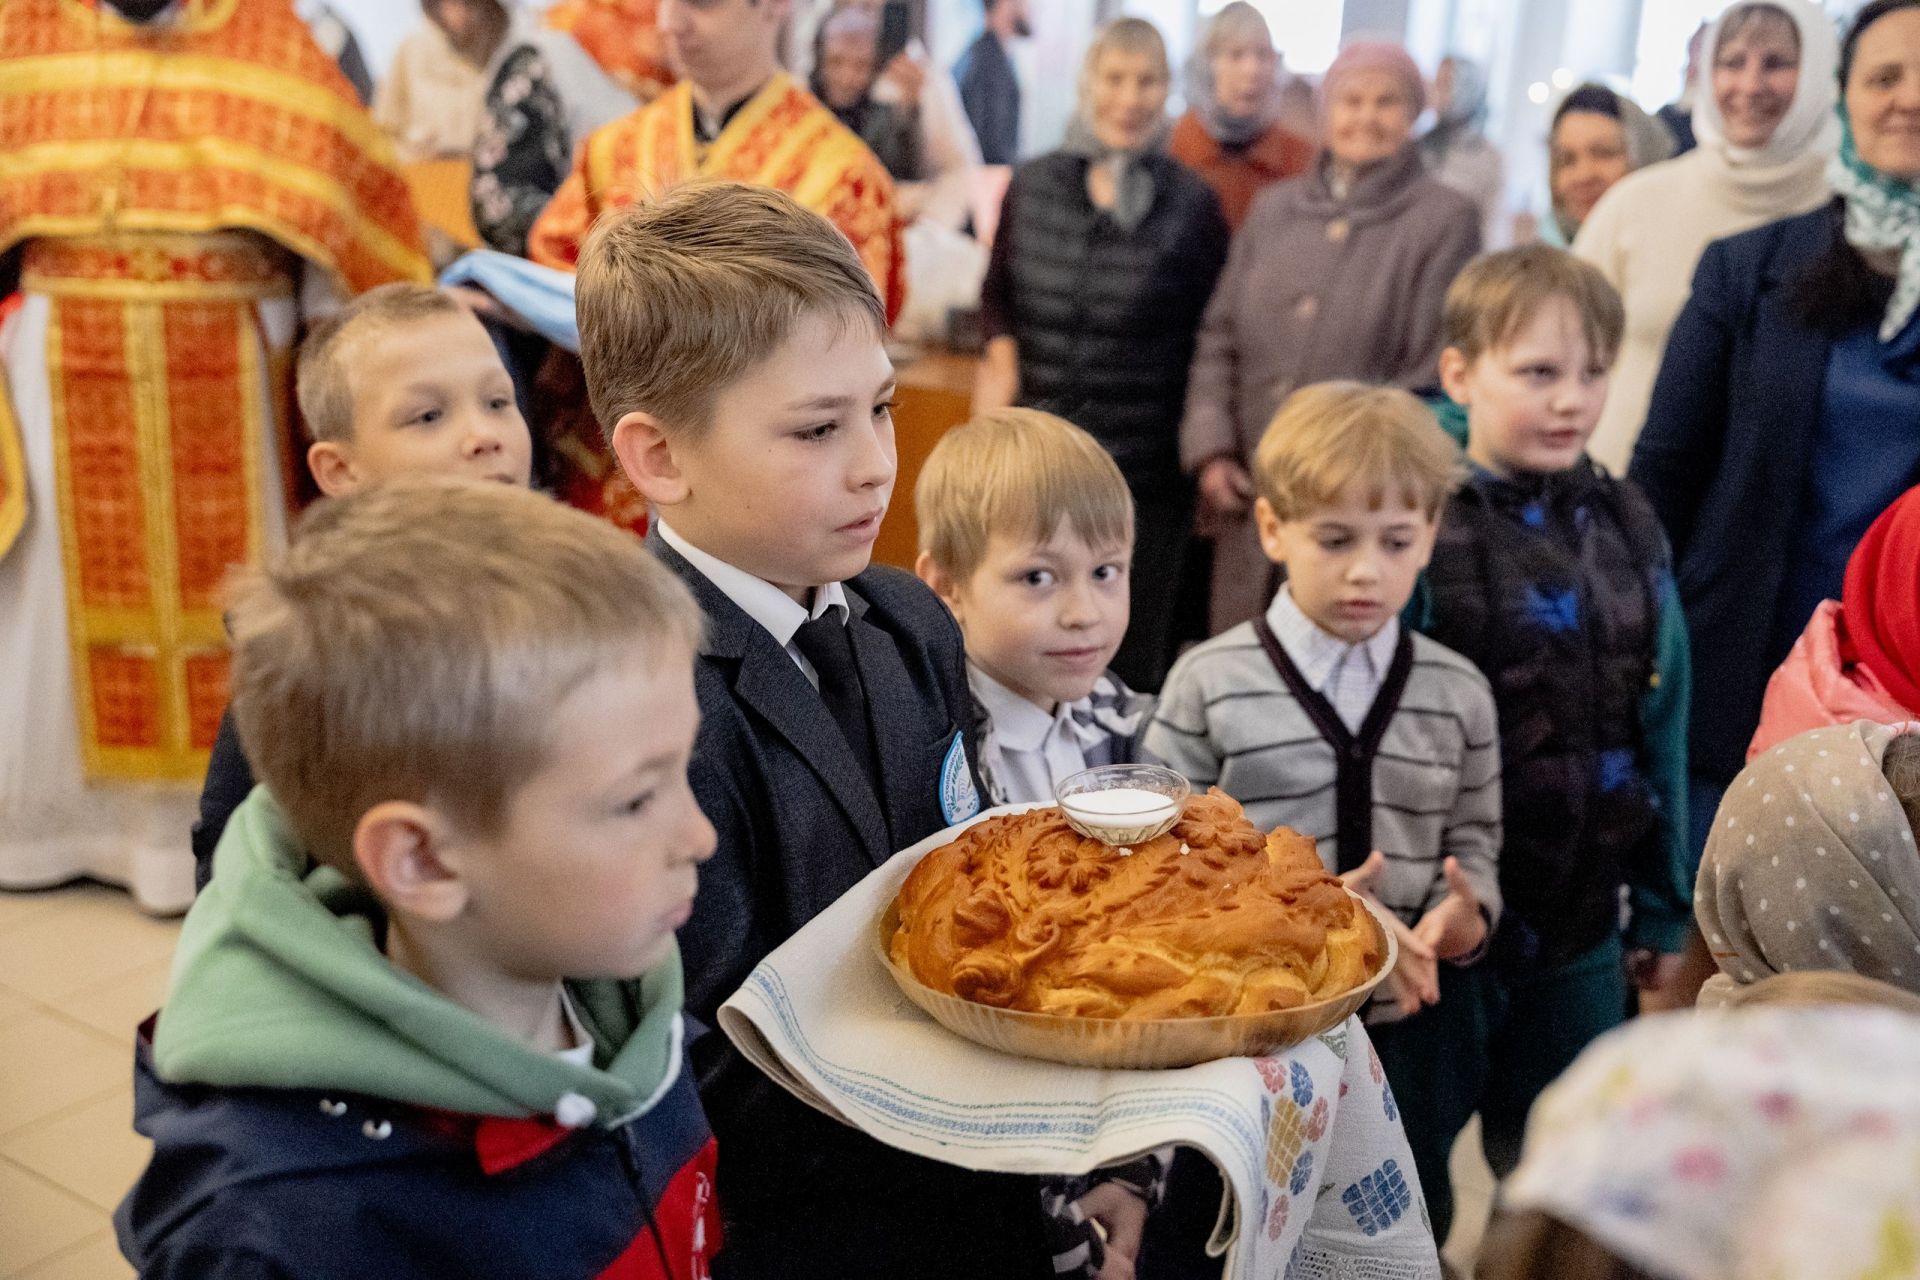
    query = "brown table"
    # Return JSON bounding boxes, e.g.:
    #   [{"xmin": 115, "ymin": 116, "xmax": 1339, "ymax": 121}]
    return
[{"xmin": 873, "ymin": 347, "xmax": 977, "ymax": 570}]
